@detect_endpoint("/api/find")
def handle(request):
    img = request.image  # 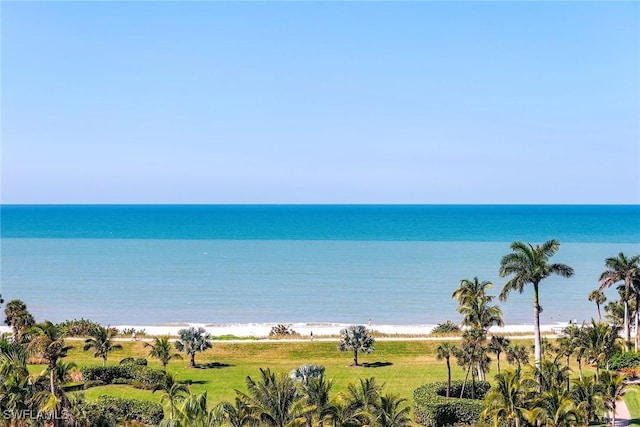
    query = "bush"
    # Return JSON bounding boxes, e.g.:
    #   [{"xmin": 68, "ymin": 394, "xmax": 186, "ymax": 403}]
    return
[
  {"xmin": 57, "ymin": 318, "xmax": 102, "ymax": 337},
  {"xmin": 413, "ymin": 380, "xmax": 490, "ymax": 426},
  {"xmin": 430, "ymin": 321, "xmax": 461, "ymax": 335},
  {"xmin": 609, "ymin": 352, "xmax": 640, "ymax": 371},
  {"xmin": 80, "ymin": 364, "xmax": 164, "ymax": 390},
  {"xmin": 269, "ymin": 324, "xmax": 298, "ymax": 336},
  {"xmin": 87, "ymin": 396, "xmax": 164, "ymax": 426}
]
